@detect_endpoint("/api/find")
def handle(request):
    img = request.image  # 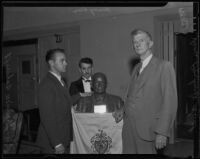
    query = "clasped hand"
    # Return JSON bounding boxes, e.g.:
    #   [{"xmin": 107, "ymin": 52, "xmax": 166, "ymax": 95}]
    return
[
  {"xmin": 155, "ymin": 134, "xmax": 167, "ymax": 150},
  {"xmin": 55, "ymin": 144, "xmax": 65, "ymax": 154},
  {"xmin": 112, "ymin": 109, "xmax": 124, "ymax": 123}
]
